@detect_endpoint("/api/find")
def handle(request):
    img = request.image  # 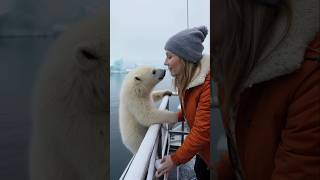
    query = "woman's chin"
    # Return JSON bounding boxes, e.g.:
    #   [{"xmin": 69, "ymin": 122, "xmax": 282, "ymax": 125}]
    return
[{"xmin": 170, "ymin": 72, "xmax": 176, "ymax": 77}]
